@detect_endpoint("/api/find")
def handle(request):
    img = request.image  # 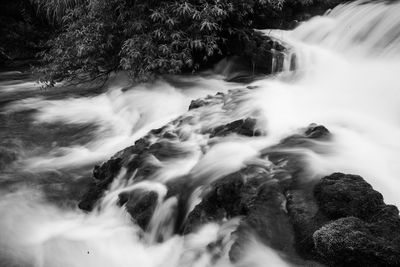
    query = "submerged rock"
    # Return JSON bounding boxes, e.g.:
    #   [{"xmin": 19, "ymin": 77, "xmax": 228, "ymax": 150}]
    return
[
  {"xmin": 189, "ymin": 99, "xmax": 209, "ymax": 110},
  {"xmin": 208, "ymin": 118, "xmax": 264, "ymax": 137},
  {"xmin": 118, "ymin": 189, "xmax": 159, "ymax": 230},
  {"xmin": 78, "ymin": 87, "xmax": 400, "ymax": 266},
  {"xmin": 188, "ymin": 92, "xmax": 225, "ymax": 110},
  {"xmin": 183, "ymin": 172, "xmax": 246, "ymax": 234},
  {"xmin": 229, "ymin": 180, "xmax": 296, "ymax": 263},
  {"xmin": 78, "ymin": 157, "xmax": 122, "ymax": 211}
]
